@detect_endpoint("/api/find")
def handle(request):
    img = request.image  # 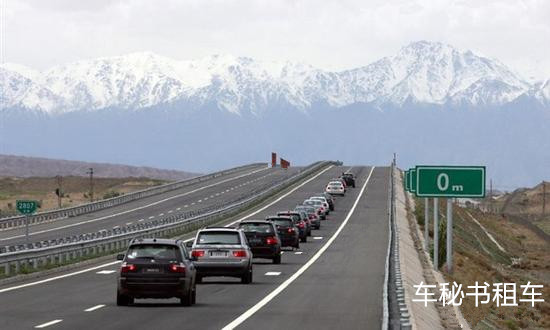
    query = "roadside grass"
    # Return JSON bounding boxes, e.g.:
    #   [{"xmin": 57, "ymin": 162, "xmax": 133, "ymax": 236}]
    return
[
  {"xmin": 414, "ymin": 198, "xmax": 550, "ymax": 329},
  {"xmin": 0, "ymin": 176, "xmax": 168, "ymax": 217}
]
